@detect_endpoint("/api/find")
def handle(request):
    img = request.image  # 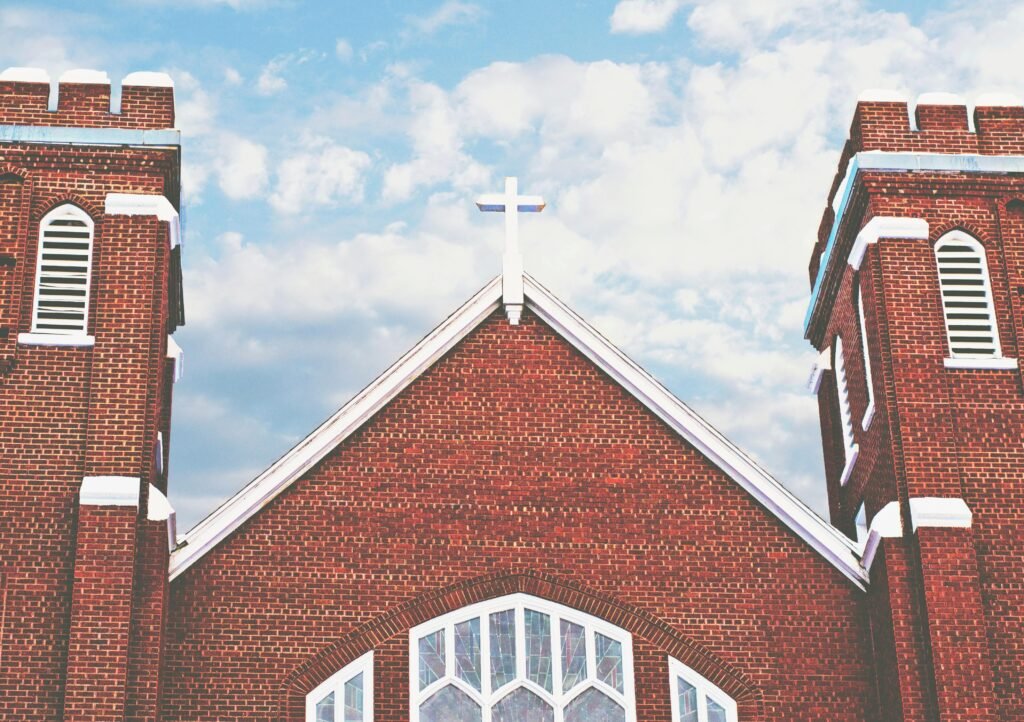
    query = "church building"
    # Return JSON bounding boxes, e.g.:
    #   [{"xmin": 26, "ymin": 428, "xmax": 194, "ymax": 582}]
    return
[{"xmin": 0, "ymin": 67, "xmax": 1022, "ymax": 721}]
